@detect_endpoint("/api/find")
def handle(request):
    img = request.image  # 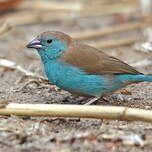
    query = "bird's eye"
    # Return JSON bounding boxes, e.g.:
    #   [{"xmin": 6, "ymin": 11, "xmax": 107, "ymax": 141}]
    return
[{"xmin": 47, "ymin": 39, "xmax": 52, "ymax": 43}]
